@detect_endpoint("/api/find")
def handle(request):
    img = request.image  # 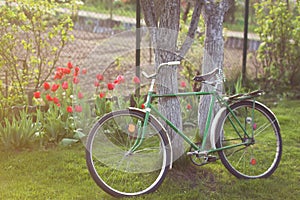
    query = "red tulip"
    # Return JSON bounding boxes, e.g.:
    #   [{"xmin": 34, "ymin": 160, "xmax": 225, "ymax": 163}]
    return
[
  {"xmin": 67, "ymin": 61, "xmax": 73, "ymax": 69},
  {"xmin": 115, "ymin": 75, "xmax": 125, "ymax": 84},
  {"xmin": 107, "ymin": 83, "xmax": 115, "ymax": 90},
  {"xmin": 96, "ymin": 74, "xmax": 104, "ymax": 81},
  {"xmin": 51, "ymin": 84, "xmax": 59, "ymax": 92},
  {"xmin": 34, "ymin": 91, "xmax": 41, "ymax": 98},
  {"xmin": 66, "ymin": 106, "xmax": 73, "ymax": 113},
  {"xmin": 43, "ymin": 82, "xmax": 50, "ymax": 90},
  {"xmin": 54, "ymin": 71, "xmax": 63, "ymax": 80},
  {"xmin": 78, "ymin": 92, "xmax": 84, "ymax": 99},
  {"xmin": 99, "ymin": 92, "xmax": 105, "ymax": 98},
  {"xmin": 75, "ymin": 66, "xmax": 80, "ymax": 73},
  {"xmin": 180, "ymin": 81, "xmax": 187, "ymax": 88},
  {"xmin": 133, "ymin": 76, "xmax": 140, "ymax": 84},
  {"xmin": 46, "ymin": 94, "xmax": 53, "ymax": 101},
  {"xmin": 73, "ymin": 77, "xmax": 79, "ymax": 84},
  {"xmin": 53, "ymin": 97, "xmax": 59, "ymax": 104},
  {"xmin": 81, "ymin": 68, "xmax": 87, "ymax": 74},
  {"xmin": 75, "ymin": 105, "xmax": 82, "ymax": 112},
  {"xmin": 94, "ymin": 81, "xmax": 100, "ymax": 87},
  {"xmin": 63, "ymin": 68, "xmax": 71, "ymax": 74},
  {"xmin": 187, "ymin": 104, "xmax": 192, "ymax": 110},
  {"xmin": 62, "ymin": 81, "xmax": 68, "ymax": 90}
]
